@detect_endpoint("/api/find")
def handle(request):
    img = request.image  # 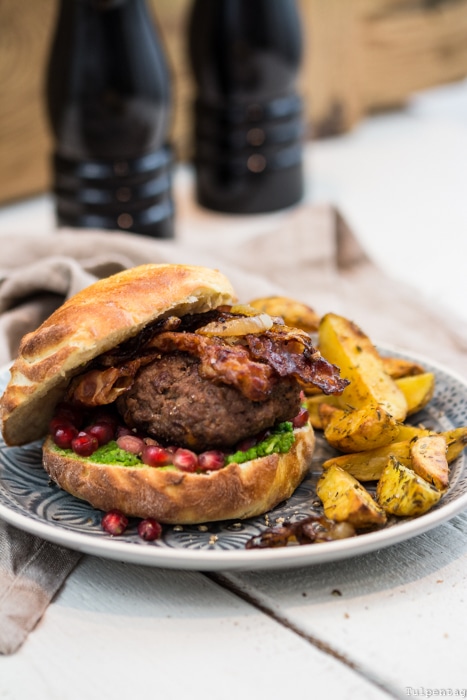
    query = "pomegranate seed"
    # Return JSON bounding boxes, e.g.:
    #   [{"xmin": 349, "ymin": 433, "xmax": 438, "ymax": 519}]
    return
[
  {"xmin": 173, "ymin": 448, "xmax": 198, "ymax": 472},
  {"xmin": 102, "ymin": 510, "xmax": 129, "ymax": 536},
  {"xmin": 86, "ymin": 422, "xmax": 115, "ymax": 446},
  {"xmin": 141, "ymin": 445, "xmax": 173, "ymax": 467},
  {"xmin": 117, "ymin": 434, "xmax": 145, "ymax": 455},
  {"xmin": 53, "ymin": 424, "xmax": 79, "ymax": 449},
  {"xmin": 137, "ymin": 518, "xmax": 162, "ymax": 541},
  {"xmin": 292, "ymin": 406, "xmax": 309, "ymax": 429},
  {"xmin": 235, "ymin": 436, "xmax": 257, "ymax": 452},
  {"xmin": 198, "ymin": 450, "xmax": 225, "ymax": 472},
  {"xmin": 71, "ymin": 431, "xmax": 99, "ymax": 457}
]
